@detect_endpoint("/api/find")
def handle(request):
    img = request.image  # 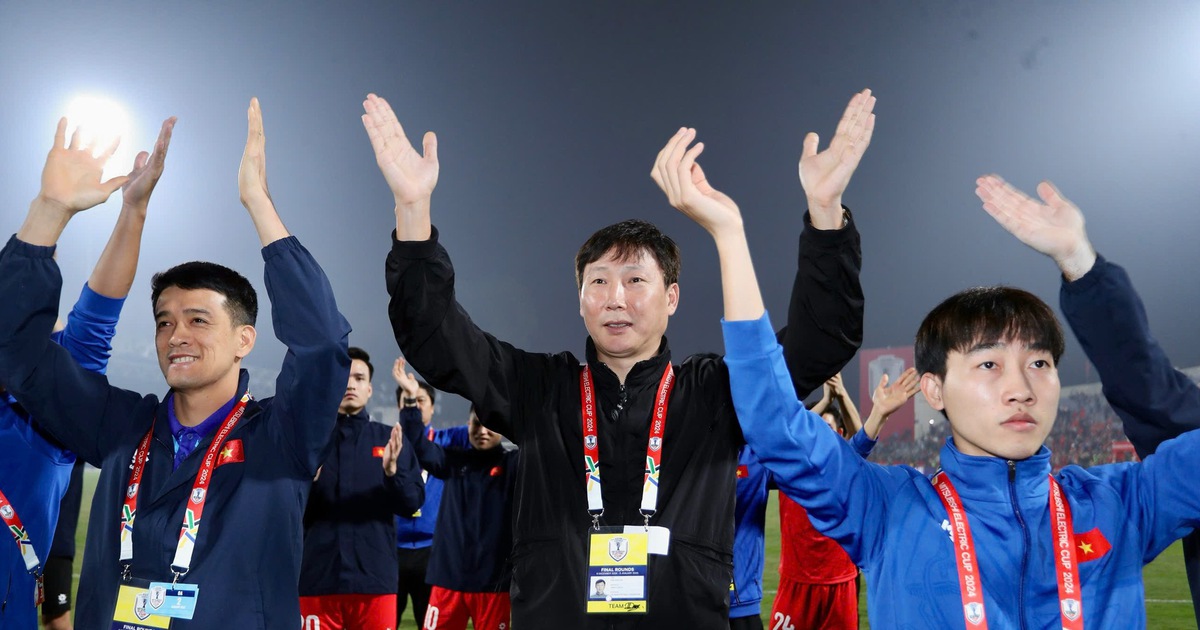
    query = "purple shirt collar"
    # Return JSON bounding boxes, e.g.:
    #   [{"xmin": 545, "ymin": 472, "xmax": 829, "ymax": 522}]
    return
[{"xmin": 167, "ymin": 393, "xmax": 238, "ymax": 469}]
